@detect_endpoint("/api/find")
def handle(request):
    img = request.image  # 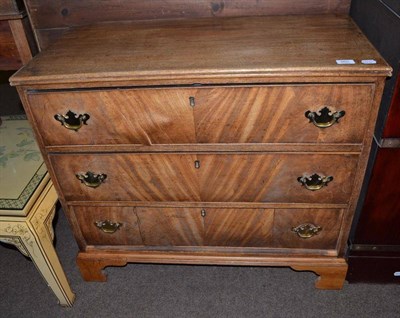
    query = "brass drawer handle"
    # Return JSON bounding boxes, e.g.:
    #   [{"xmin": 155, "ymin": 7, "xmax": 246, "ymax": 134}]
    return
[
  {"xmin": 94, "ymin": 220, "xmax": 122, "ymax": 234},
  {"xmin": 54, "ymin": 110, "xmax": 90, "ymax": 131},
  {"xmin": 292, "ymin": 223, "xmax": 322, "ymax": 239},
  {"xmin": 297, "ymin": 173, "xmax": 333, "ymax": 191},
  {"xmin": 305, "ymin": 106, "xmax": 345, "ymax": 128},
  {"xmin": 76, "ymin": 171, "xmax": 107, "ymax": 188}
]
